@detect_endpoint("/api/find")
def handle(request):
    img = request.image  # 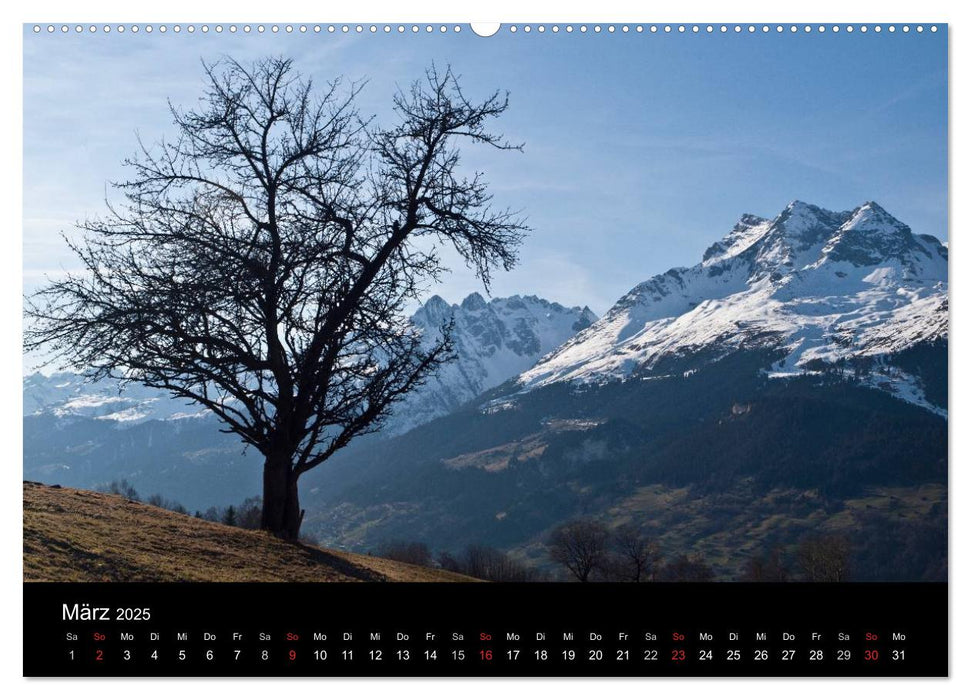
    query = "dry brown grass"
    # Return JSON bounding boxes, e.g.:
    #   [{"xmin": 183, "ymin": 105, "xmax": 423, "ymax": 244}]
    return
[{"xmin": 23, "ymin": 482, "xmax": 477, "ymax": 583}]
